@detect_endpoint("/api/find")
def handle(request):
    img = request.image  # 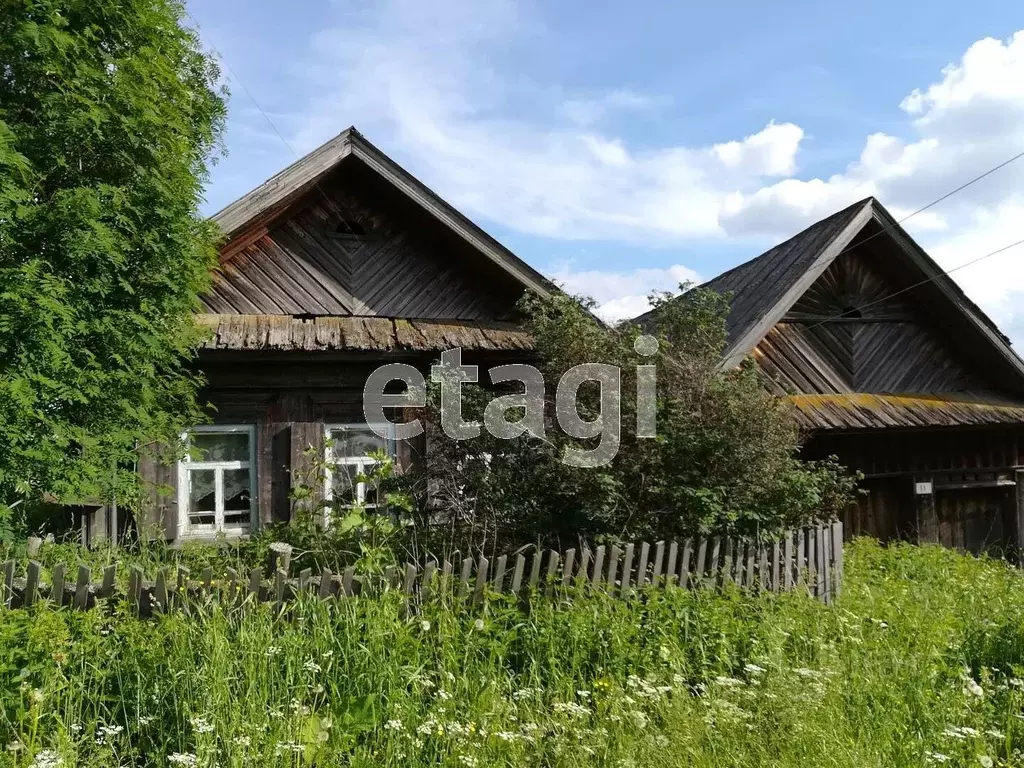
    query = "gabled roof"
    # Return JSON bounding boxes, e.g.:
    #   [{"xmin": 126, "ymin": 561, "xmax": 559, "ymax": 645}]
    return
[
  {"xmin": 211, "ymin": 126, "xmax": 553, "ymax": 297},
  {"xmin": 647, "ymin": 197, "xmax": 1024, "ymax": 392}
]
